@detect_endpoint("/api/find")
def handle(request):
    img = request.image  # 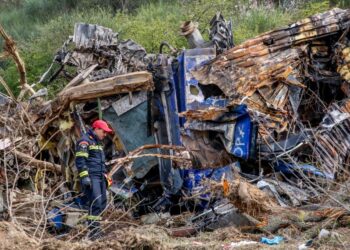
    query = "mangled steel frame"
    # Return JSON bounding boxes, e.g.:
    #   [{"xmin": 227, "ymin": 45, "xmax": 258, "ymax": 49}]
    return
[
  {"xmin": 17, "ymin": 8, "xmax": 350, "ymax": 205},
  {"xmin": 192, "ymin": 9, "xmax": 350, "ymax": 133},
  {"xmin": 187, "ymin": 8, "xmax": 350, "ymax": 180},
  {"xmin": 3, "ymin": 8, "xmax": 350, "ymax": 240}
]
